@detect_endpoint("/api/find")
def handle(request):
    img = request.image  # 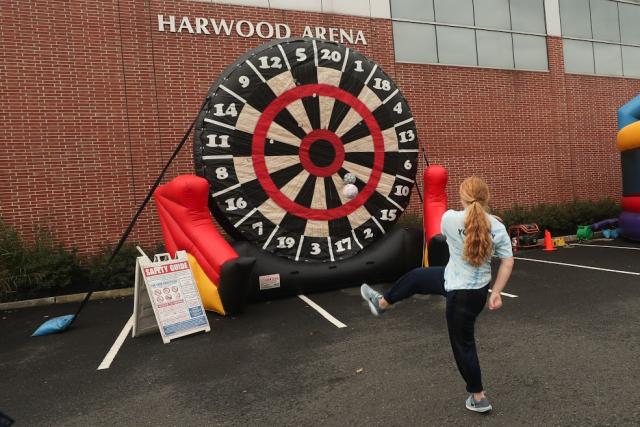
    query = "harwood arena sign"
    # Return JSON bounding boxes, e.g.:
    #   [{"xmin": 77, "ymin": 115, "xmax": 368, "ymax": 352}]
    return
[{"xmin": 158, "ymin": 15, "xmax": 368, "ymax": 45}]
